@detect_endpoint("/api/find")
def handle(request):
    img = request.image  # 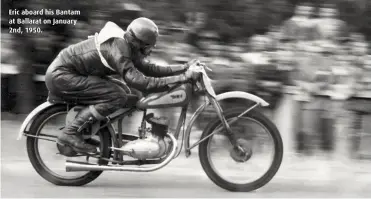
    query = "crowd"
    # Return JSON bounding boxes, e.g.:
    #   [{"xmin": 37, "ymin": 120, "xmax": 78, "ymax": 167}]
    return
[{"xmin": 240, "ymin": 2, "xmax": 371, "ymax": 158}]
